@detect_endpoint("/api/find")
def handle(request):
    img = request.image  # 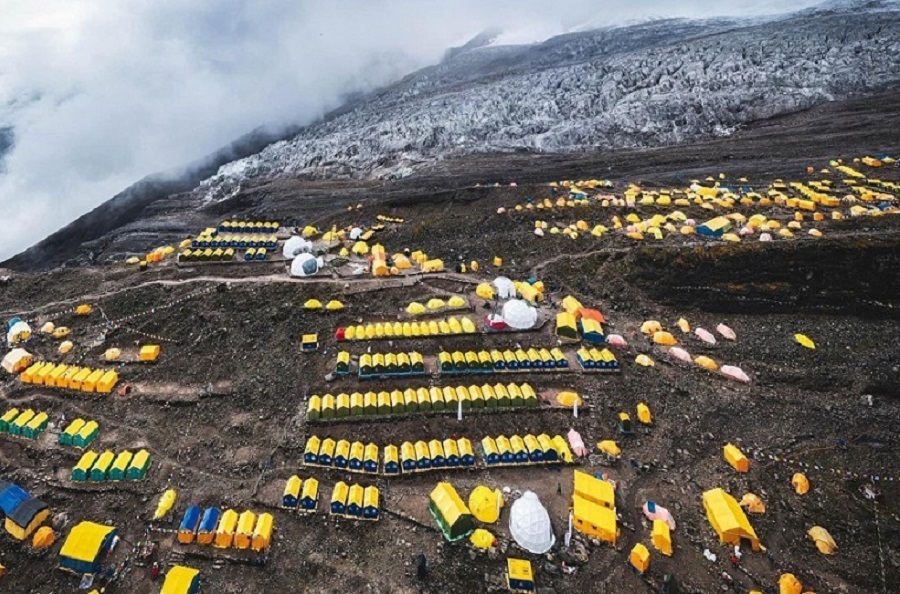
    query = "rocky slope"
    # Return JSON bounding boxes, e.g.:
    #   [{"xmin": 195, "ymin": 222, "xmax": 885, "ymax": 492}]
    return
[{"xmin": 200, "ymin": 1, "xmax": 900, "ymax": 201}]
